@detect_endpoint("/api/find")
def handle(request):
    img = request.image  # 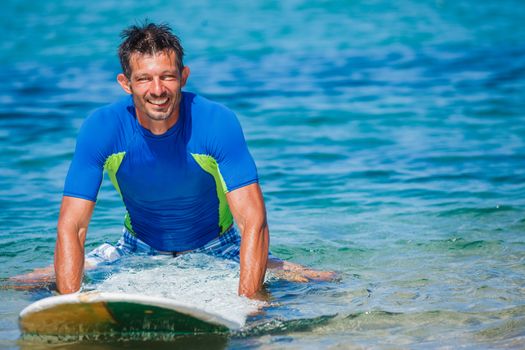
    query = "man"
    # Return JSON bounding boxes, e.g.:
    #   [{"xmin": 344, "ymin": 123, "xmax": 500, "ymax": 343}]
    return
[{"xmin": 14, "ymin": 22, "xmax": 333, "ymax": 297}]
